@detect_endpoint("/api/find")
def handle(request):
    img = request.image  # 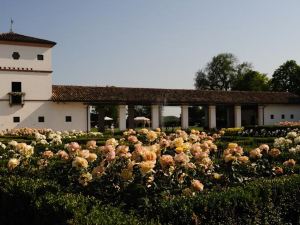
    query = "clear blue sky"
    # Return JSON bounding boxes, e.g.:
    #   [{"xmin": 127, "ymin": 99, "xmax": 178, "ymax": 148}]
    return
[{"xmin": 1, "ymin": 0, "xmax": 300, "ymax": 90}]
